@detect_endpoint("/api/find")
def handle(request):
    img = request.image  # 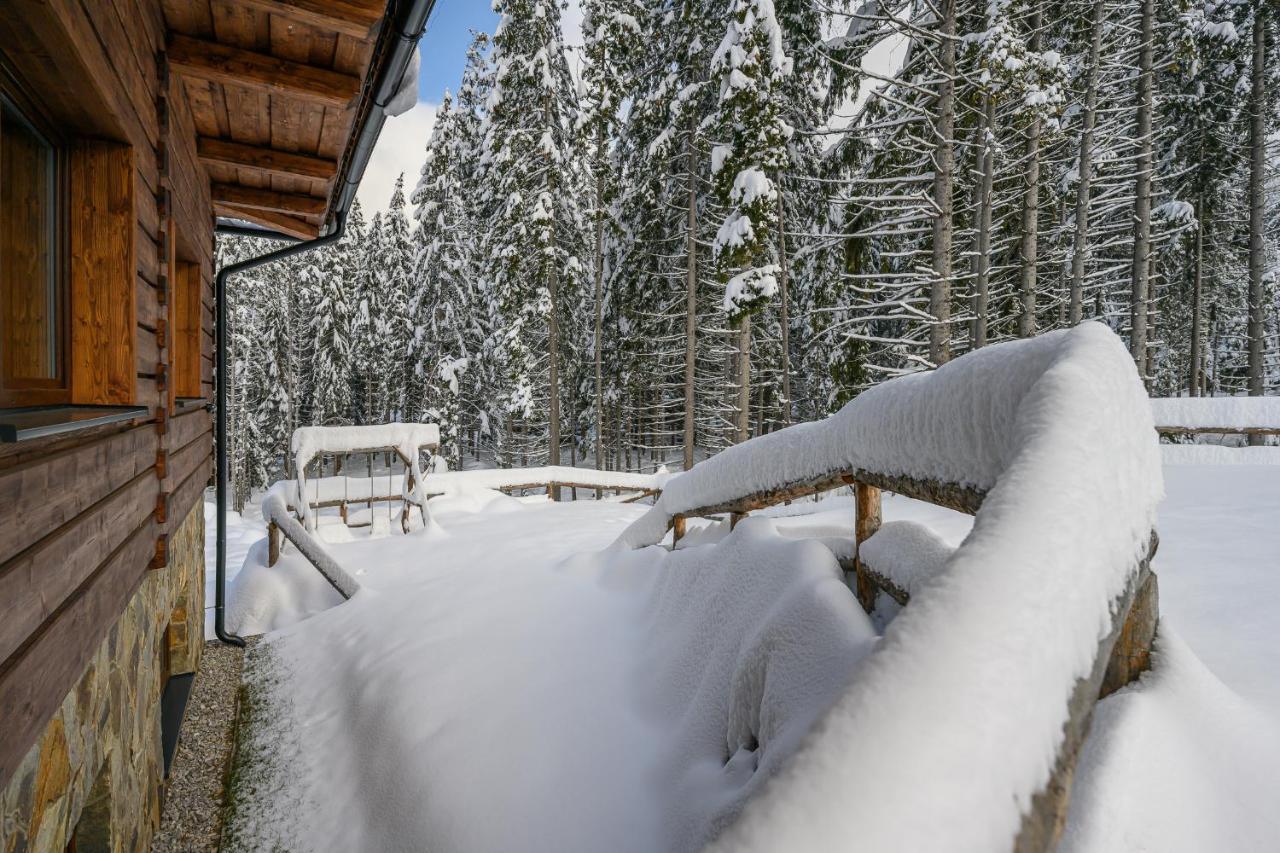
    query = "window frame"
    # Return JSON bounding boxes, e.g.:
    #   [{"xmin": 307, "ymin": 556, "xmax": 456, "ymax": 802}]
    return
[{"xmin": 0, "ymin": 60, "xmax": 70, "ymax": 409}]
